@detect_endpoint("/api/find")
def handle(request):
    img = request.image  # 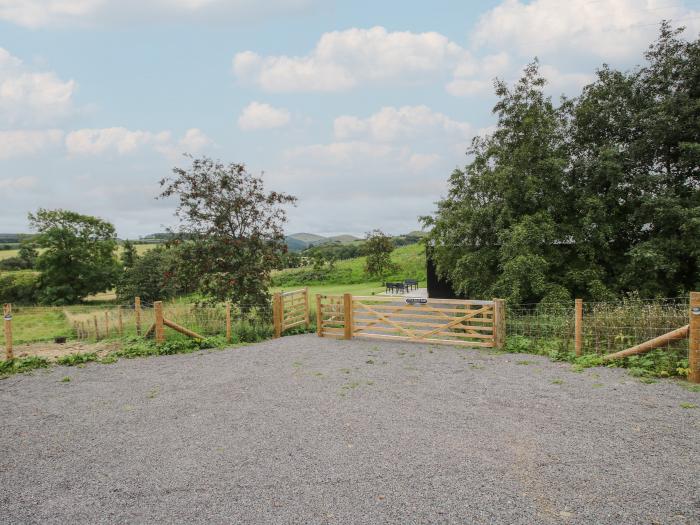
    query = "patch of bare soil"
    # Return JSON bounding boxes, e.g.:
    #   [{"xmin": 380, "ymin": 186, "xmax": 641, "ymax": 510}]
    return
[{"xmin": 12, "ymin": 340, "xmax": 122, "ymax": 361}]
